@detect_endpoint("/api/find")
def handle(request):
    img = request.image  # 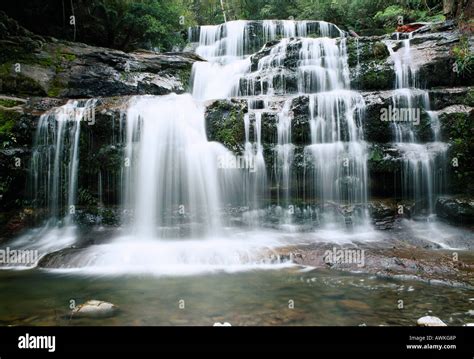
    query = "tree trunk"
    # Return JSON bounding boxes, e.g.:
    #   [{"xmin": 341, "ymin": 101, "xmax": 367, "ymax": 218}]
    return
[{"xmin": 443, "ymin": 0, "xmax": 456, "ymax": 17}]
